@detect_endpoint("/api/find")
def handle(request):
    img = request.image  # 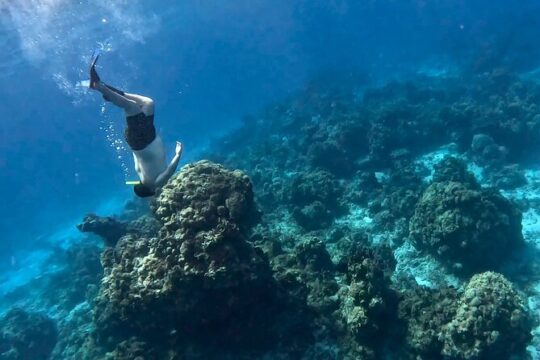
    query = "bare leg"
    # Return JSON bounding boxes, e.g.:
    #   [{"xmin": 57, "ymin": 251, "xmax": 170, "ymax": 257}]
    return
[
  {"xmin": 89, "ymin": 57, "xmax": 146, "ymax": 116},
  {"xmin": 94, "ymin": 81, "xmax": 141, "ymax": 116},
  {"xmin": 123, "ymin": 93, "xmax": 154, "ymax": 116}
]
